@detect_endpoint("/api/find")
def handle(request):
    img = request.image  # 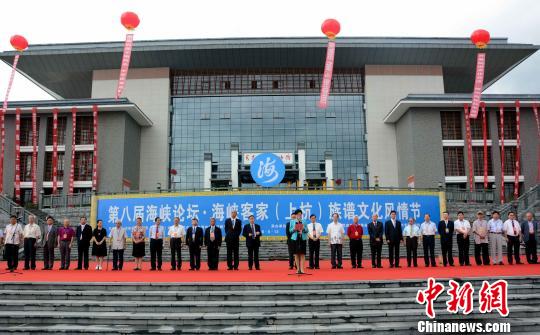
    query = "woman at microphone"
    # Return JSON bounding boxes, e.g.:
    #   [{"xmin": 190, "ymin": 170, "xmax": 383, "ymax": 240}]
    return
[{"xmin": 289, "ymin": 209, "xmax": 309, "ymax": 274}]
